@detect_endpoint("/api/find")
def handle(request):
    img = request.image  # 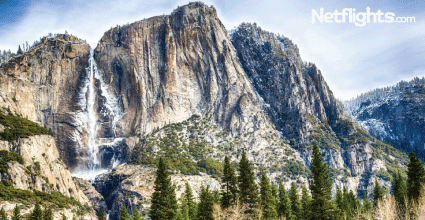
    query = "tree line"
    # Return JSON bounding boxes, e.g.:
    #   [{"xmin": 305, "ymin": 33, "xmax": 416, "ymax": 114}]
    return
[{"xmin": 132, "ymin": 144, "xmax": 425, "ymax": 220}]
